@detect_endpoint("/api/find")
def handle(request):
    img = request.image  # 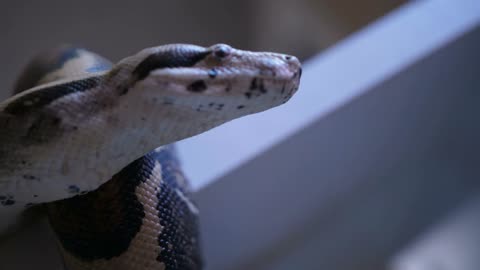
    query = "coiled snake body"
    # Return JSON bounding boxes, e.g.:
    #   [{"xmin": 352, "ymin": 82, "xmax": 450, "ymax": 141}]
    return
[{"xmin": 0, "ymin": 44, "xmax": 301, "ymax": 269}]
